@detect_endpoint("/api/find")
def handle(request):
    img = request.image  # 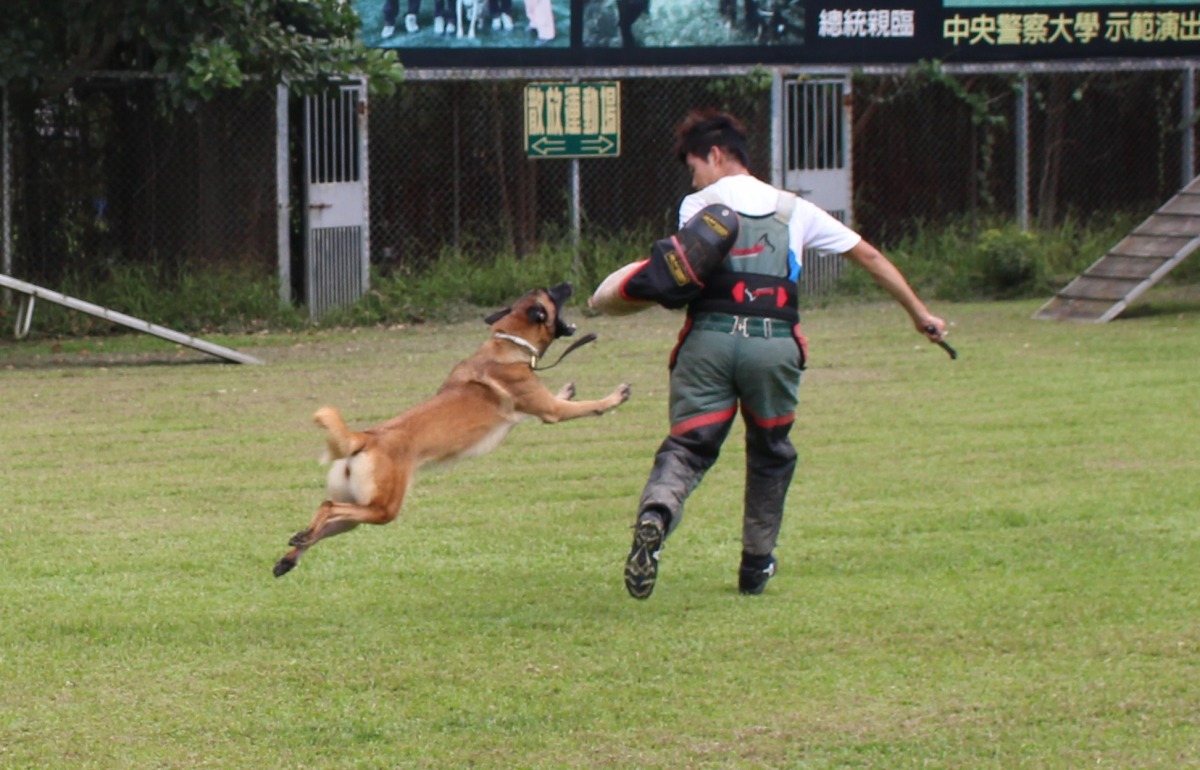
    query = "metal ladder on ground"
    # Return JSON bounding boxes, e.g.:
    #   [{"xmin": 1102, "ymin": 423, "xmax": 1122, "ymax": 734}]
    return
[
  {"xmin": 1, "ymin": 273, "xmax": 263, "ymax": 365},
  {"xmin": 1033, "ymin": 175, "xmax": 1200, "ymax": 322}
]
